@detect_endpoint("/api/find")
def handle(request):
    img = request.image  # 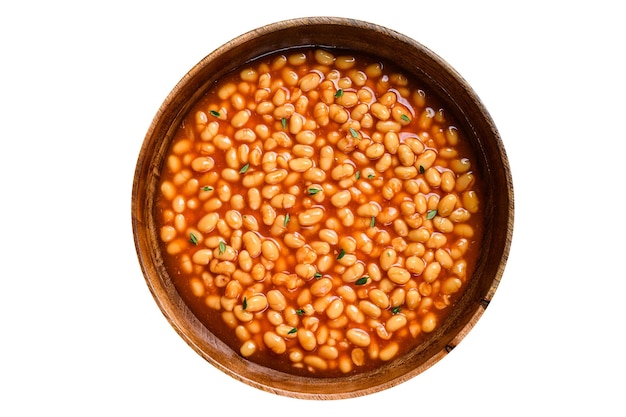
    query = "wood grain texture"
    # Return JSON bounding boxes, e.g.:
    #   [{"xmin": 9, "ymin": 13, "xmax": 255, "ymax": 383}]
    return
[{"xmin": 131, "ymin": 17, "xmax": 514, "ymax": 399}]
